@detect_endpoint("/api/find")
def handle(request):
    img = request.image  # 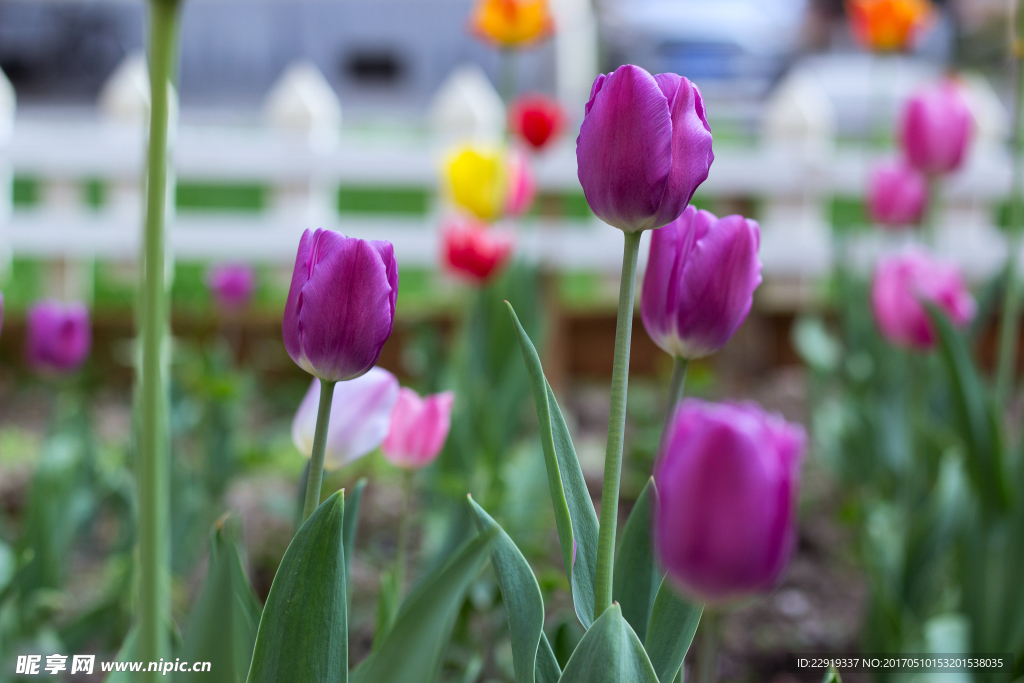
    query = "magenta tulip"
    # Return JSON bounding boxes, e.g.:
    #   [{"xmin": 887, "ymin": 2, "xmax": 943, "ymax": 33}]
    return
[
  {"xmin": 382, "ymin": 388, "xmax": 455, "ymax": 469},
  {"xmin": 641, "ymin": 206, "xmax": 762, "ymax": 359},
  {"xmin": 576, "ymin": 65, "xmax": 714, "ymax": 232},
  {"xmin": 867, "ymin": 161, "xmax": 928, "ymax": 229},
  {"xmin": 26, "ymin": 300, "xmax": 91, "ymax": 374},
  {"xmin": 292, "ymin": 368, "xmax": 400, "ymax": 468},
  {"xmin": 655, "ymin": 399, "xmax": 806, "ymax": 602},
  {"xmin": 207, "ymin": 263, "xmax": 257, "ymax": 311},
  {"xmin": 899, "ymin": 80, "xmax": 973, "ymax": 176},
  {"xmin": 283, "ymin": 229, "xmax": 398, "ymax": 382},
  {"xmin": 872, "ymin": 249, "xmax": 975, "ymax": 349}
]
